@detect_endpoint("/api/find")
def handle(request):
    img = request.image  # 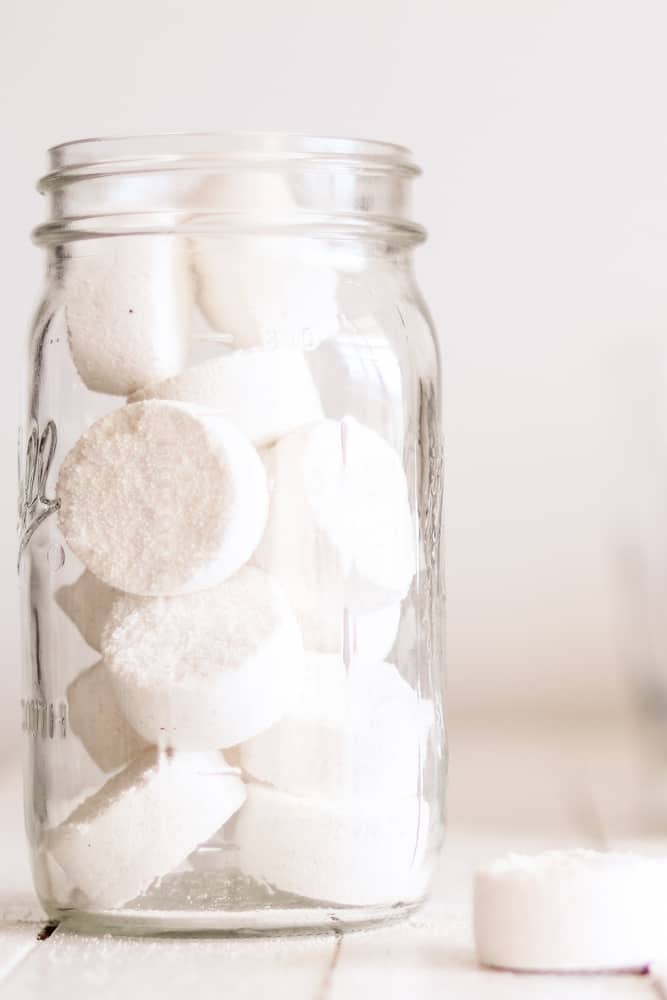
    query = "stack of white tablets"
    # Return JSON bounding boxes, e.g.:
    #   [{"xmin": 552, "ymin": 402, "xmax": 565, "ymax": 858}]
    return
[
  {"xmin": 236, "ymin": 653, "xmax": 432, "ymax": 906},
  {"xmin": 50, "ymin": 235, "xmax": 430, "ymax": 912},
  {"xmin": 49, "ymin": 750, "xmax": 246, "ymax": 909},
  {"xmin": 241, "ymin": 653, "xmax": 432, "ymax": 800}
]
